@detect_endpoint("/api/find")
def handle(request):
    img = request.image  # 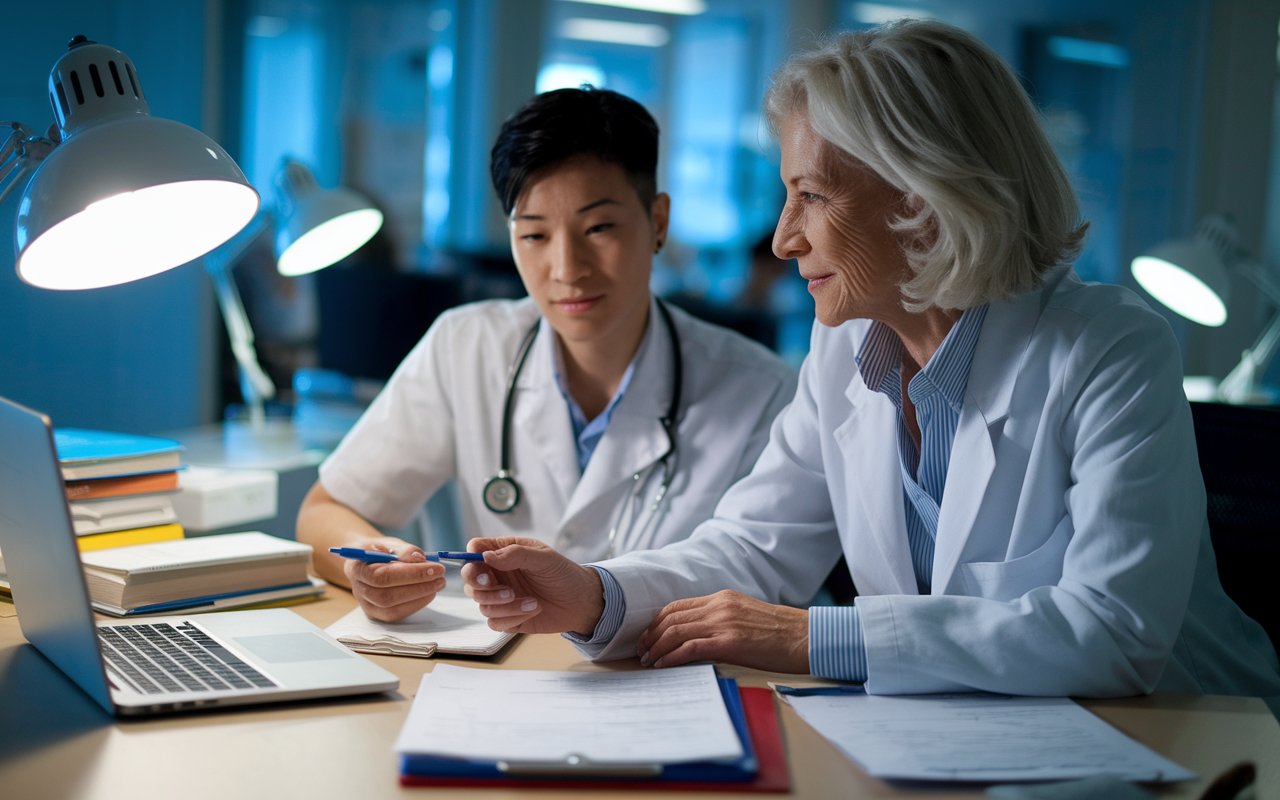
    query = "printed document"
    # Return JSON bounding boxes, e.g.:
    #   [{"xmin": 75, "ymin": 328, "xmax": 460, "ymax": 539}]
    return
[
  {"xmin": 785, "ymin": 693, "xmax": 1196, "ymax": 782},
  {"xmin": 395, "ymin": 663, "xmax": 744, "ymax": 764}
]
